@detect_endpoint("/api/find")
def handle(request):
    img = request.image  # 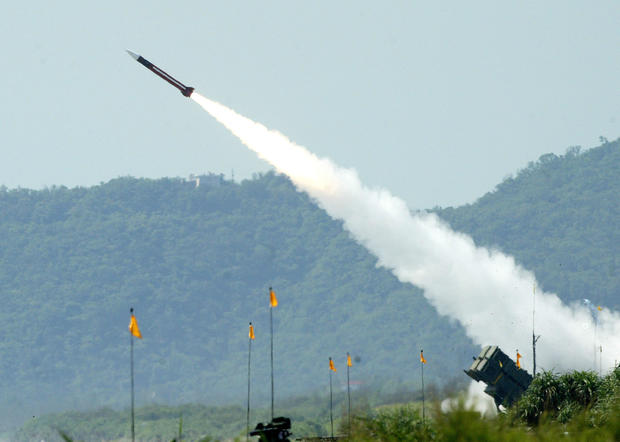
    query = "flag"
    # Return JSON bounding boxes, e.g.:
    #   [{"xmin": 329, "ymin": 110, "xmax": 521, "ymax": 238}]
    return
[
  {"xmin": 516, "ymin": 351, "xmax": 522, "ymax": 369},
  {"xmin": 347, "ymin": 353, "xmax": 352, "ymax": 367},
  {"xmin": 249, "ymin": 323, "xmax": 255, "ymax": 340},
  {"xmin": 420, "ymin": 350, "xmax": 427, "ymax": 364},
  {"xmin": 129, "ymin": 314, "xmax": 142, "ymax": 339},
  {"xmin": 597, "ymin": 306, "xmax": 602, "ymax": 311},
  {"xmin": 269, "ymin": 287, "xmax": 278, "ymax": 308},
  {"xmin": 329, "ymin": 357, "xmax": 337, "ymax": 372}
]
